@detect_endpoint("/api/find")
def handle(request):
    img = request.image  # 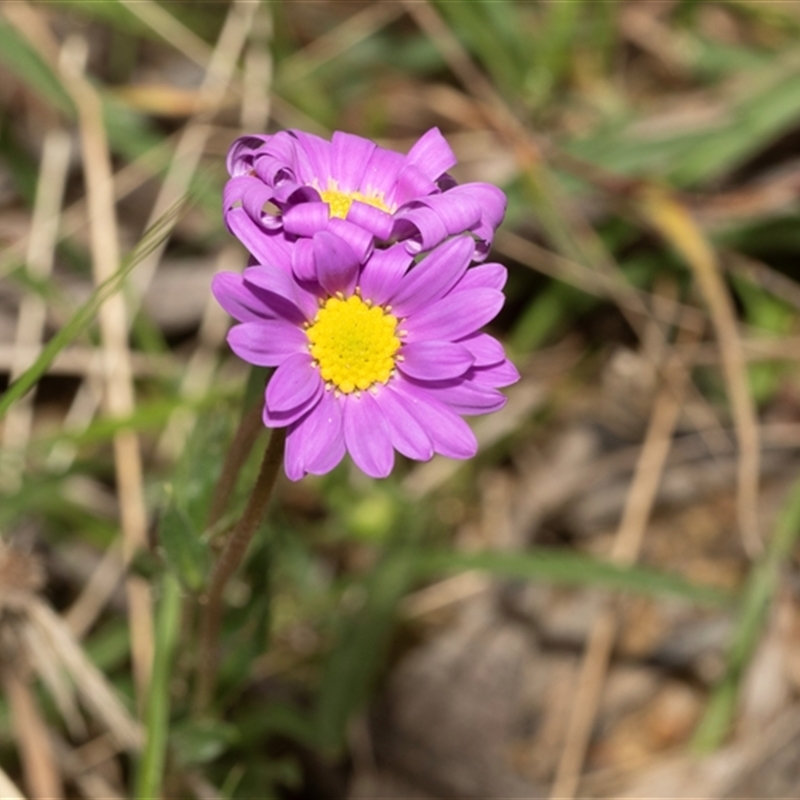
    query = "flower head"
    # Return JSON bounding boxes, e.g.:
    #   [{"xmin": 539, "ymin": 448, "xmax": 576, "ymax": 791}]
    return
[
  {"xmin": 213, "ymin": 234, "xmax": 519, "ymax": 480},
  {"xmin": 223, "ymin": 128, "xmax": 506, "ymax": 281}
]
